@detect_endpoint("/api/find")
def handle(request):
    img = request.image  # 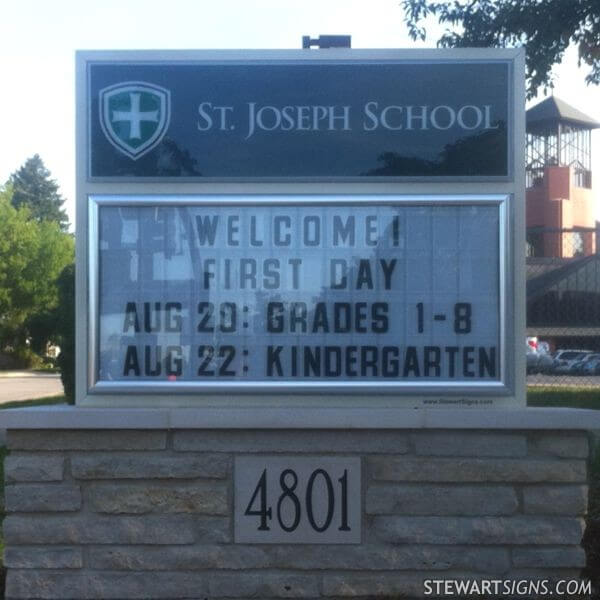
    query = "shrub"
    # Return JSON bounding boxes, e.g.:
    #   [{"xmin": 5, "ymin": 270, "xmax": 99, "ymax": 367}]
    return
[
  {"xmin": 54, "ymin": 264, "xmax": 75, "ymax": 404},
  {"xmin": 4, "ymin": 347, "xmax": 45, "ymax": 370}
]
